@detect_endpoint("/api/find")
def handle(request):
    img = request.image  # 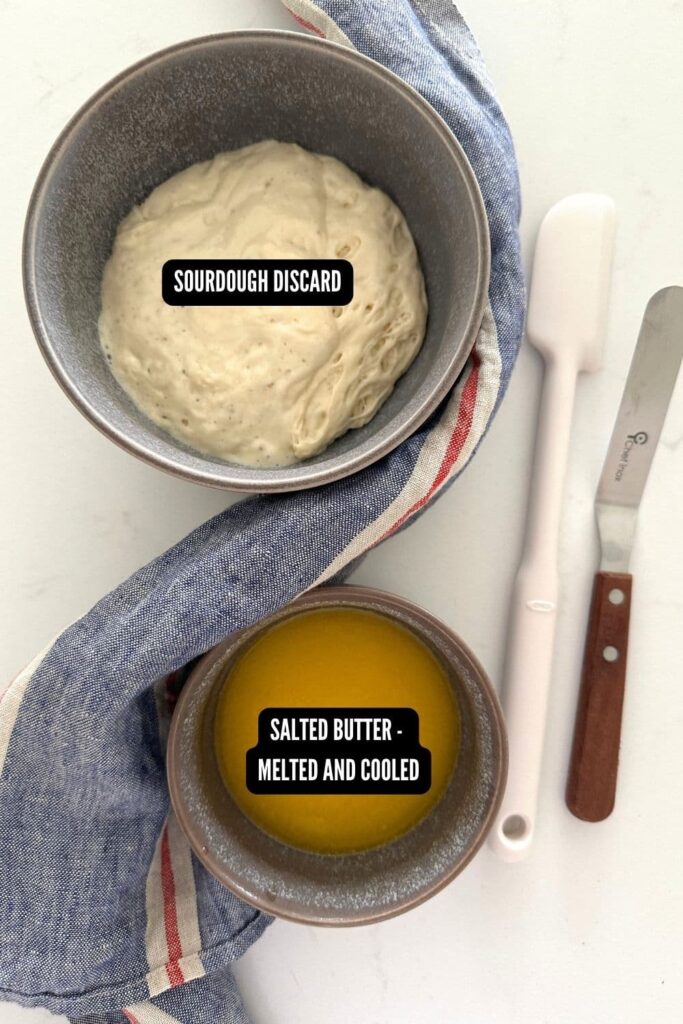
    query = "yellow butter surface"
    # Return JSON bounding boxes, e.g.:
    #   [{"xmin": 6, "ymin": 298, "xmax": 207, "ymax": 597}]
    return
[{"xmin": 214, "ymin": 607, "xmax": 460, "ymax": 854}]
